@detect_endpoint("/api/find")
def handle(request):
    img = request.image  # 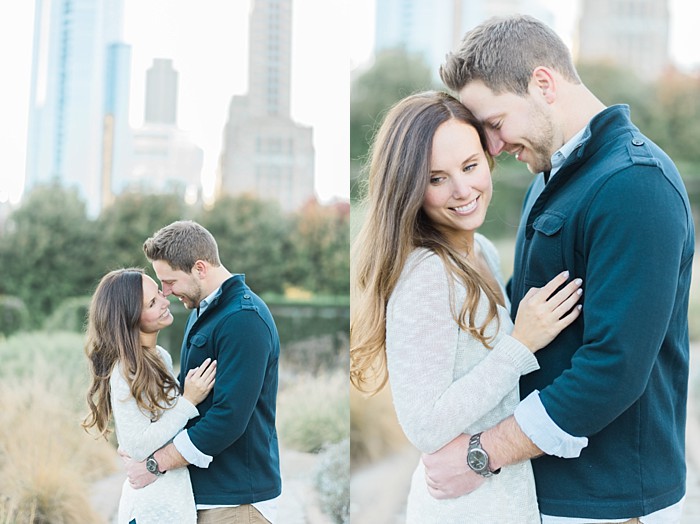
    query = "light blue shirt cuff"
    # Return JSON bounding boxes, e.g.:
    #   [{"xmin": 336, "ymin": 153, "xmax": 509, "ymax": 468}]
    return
[
  {"xmin": 514, "ymin": 390, "xmax": 588, "ymax": 458},
  {"xmin": 173, "ymin": 430, "xmax": 213, "ymax": 468}
]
